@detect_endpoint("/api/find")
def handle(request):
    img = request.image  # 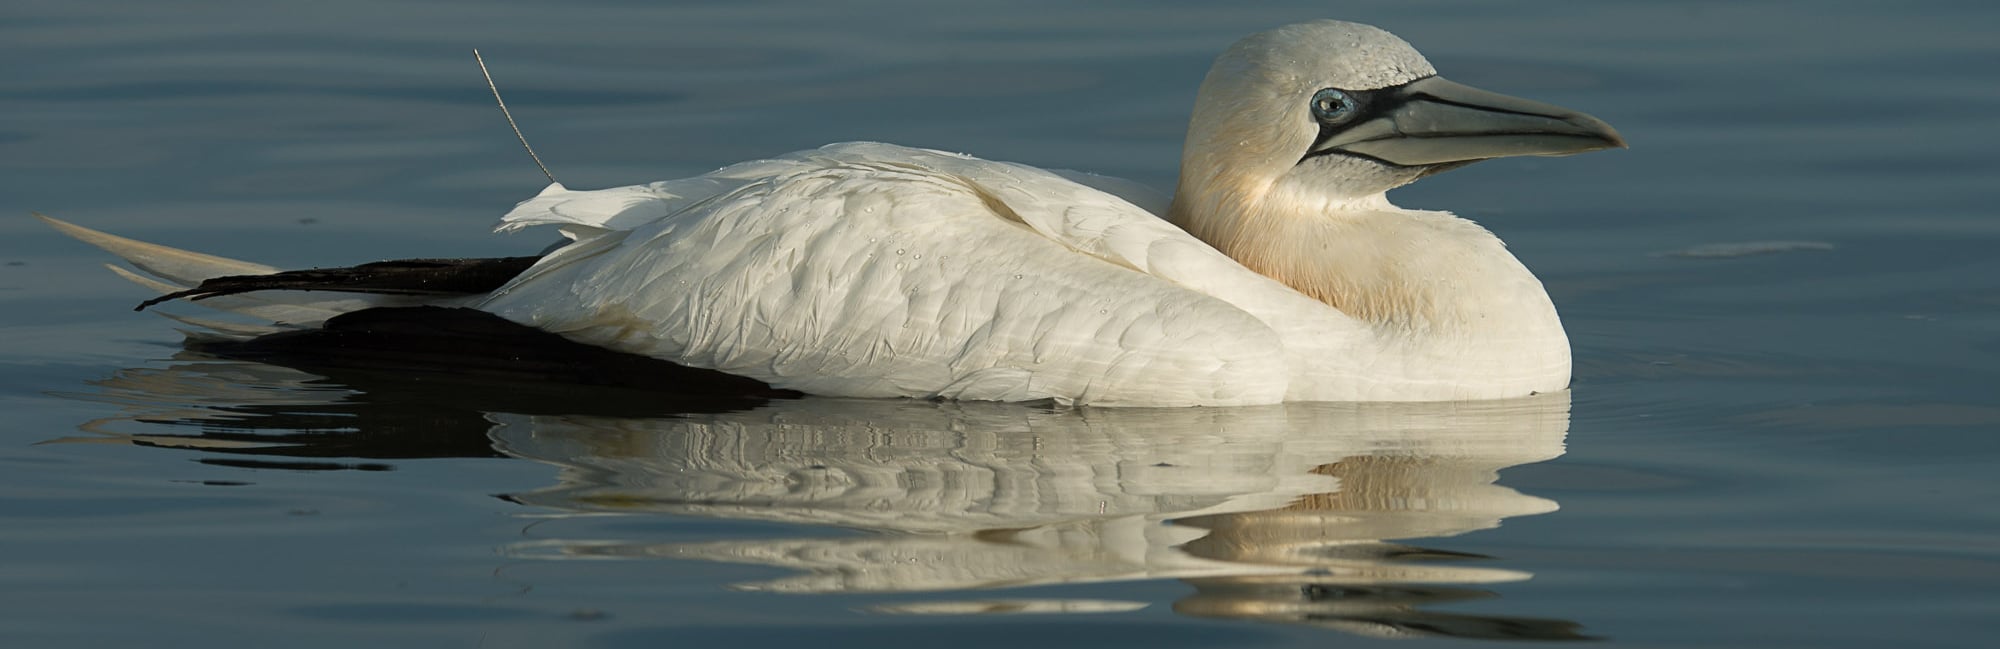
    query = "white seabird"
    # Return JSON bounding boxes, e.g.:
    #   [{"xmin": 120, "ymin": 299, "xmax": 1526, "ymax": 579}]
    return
[{"xmin": 43, "ymin": 20, "xmax": 1623, "ymax": 407}]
